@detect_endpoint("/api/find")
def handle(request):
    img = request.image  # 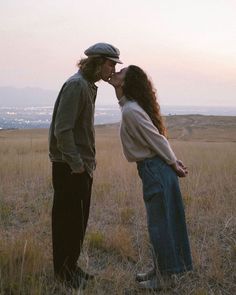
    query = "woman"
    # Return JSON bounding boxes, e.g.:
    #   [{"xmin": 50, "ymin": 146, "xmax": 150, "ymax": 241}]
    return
[{"xmin": 109, "ymin": 65, "xmax": 193, "ymax": 290}]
